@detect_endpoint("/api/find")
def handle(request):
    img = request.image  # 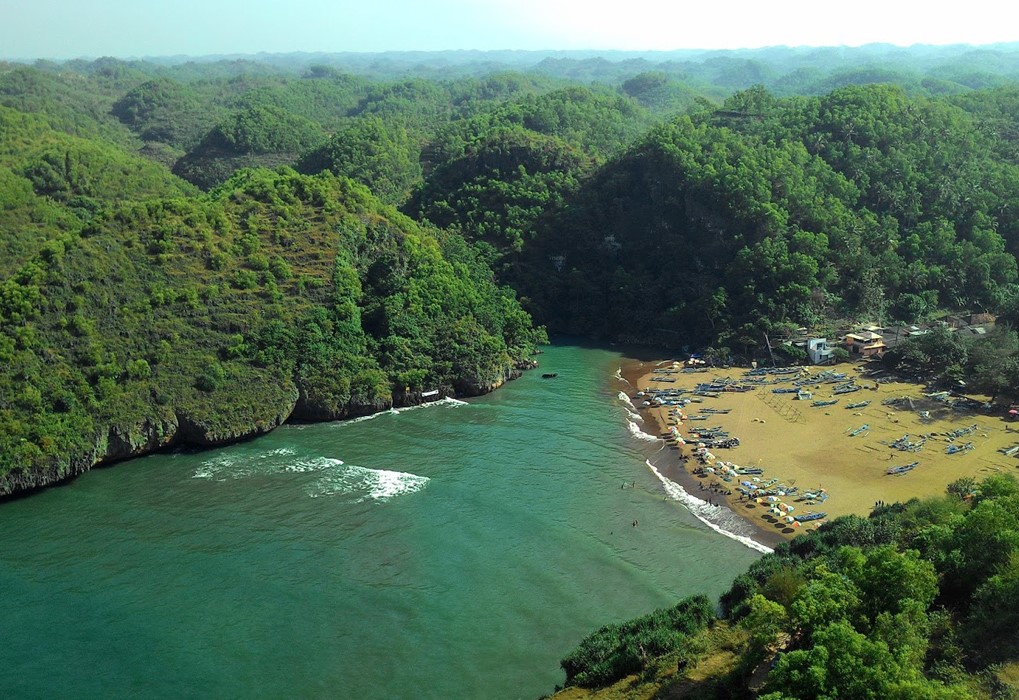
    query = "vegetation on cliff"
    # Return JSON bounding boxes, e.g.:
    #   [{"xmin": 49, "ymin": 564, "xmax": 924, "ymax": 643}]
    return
[
  {"xmin": 554, "ymin": 475, "xmax": 1019, "ymax": 699},
  {"xmin": 515, "ymin": 84, "xmax": 1019, "ymax": 351},
  {"xmin": 0, "ymin": 163, "xmax": 544, "ymax": 494},
  {"xmin": 7, "ymin": 47, "xmax": 1019, "ymax": 697}
]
